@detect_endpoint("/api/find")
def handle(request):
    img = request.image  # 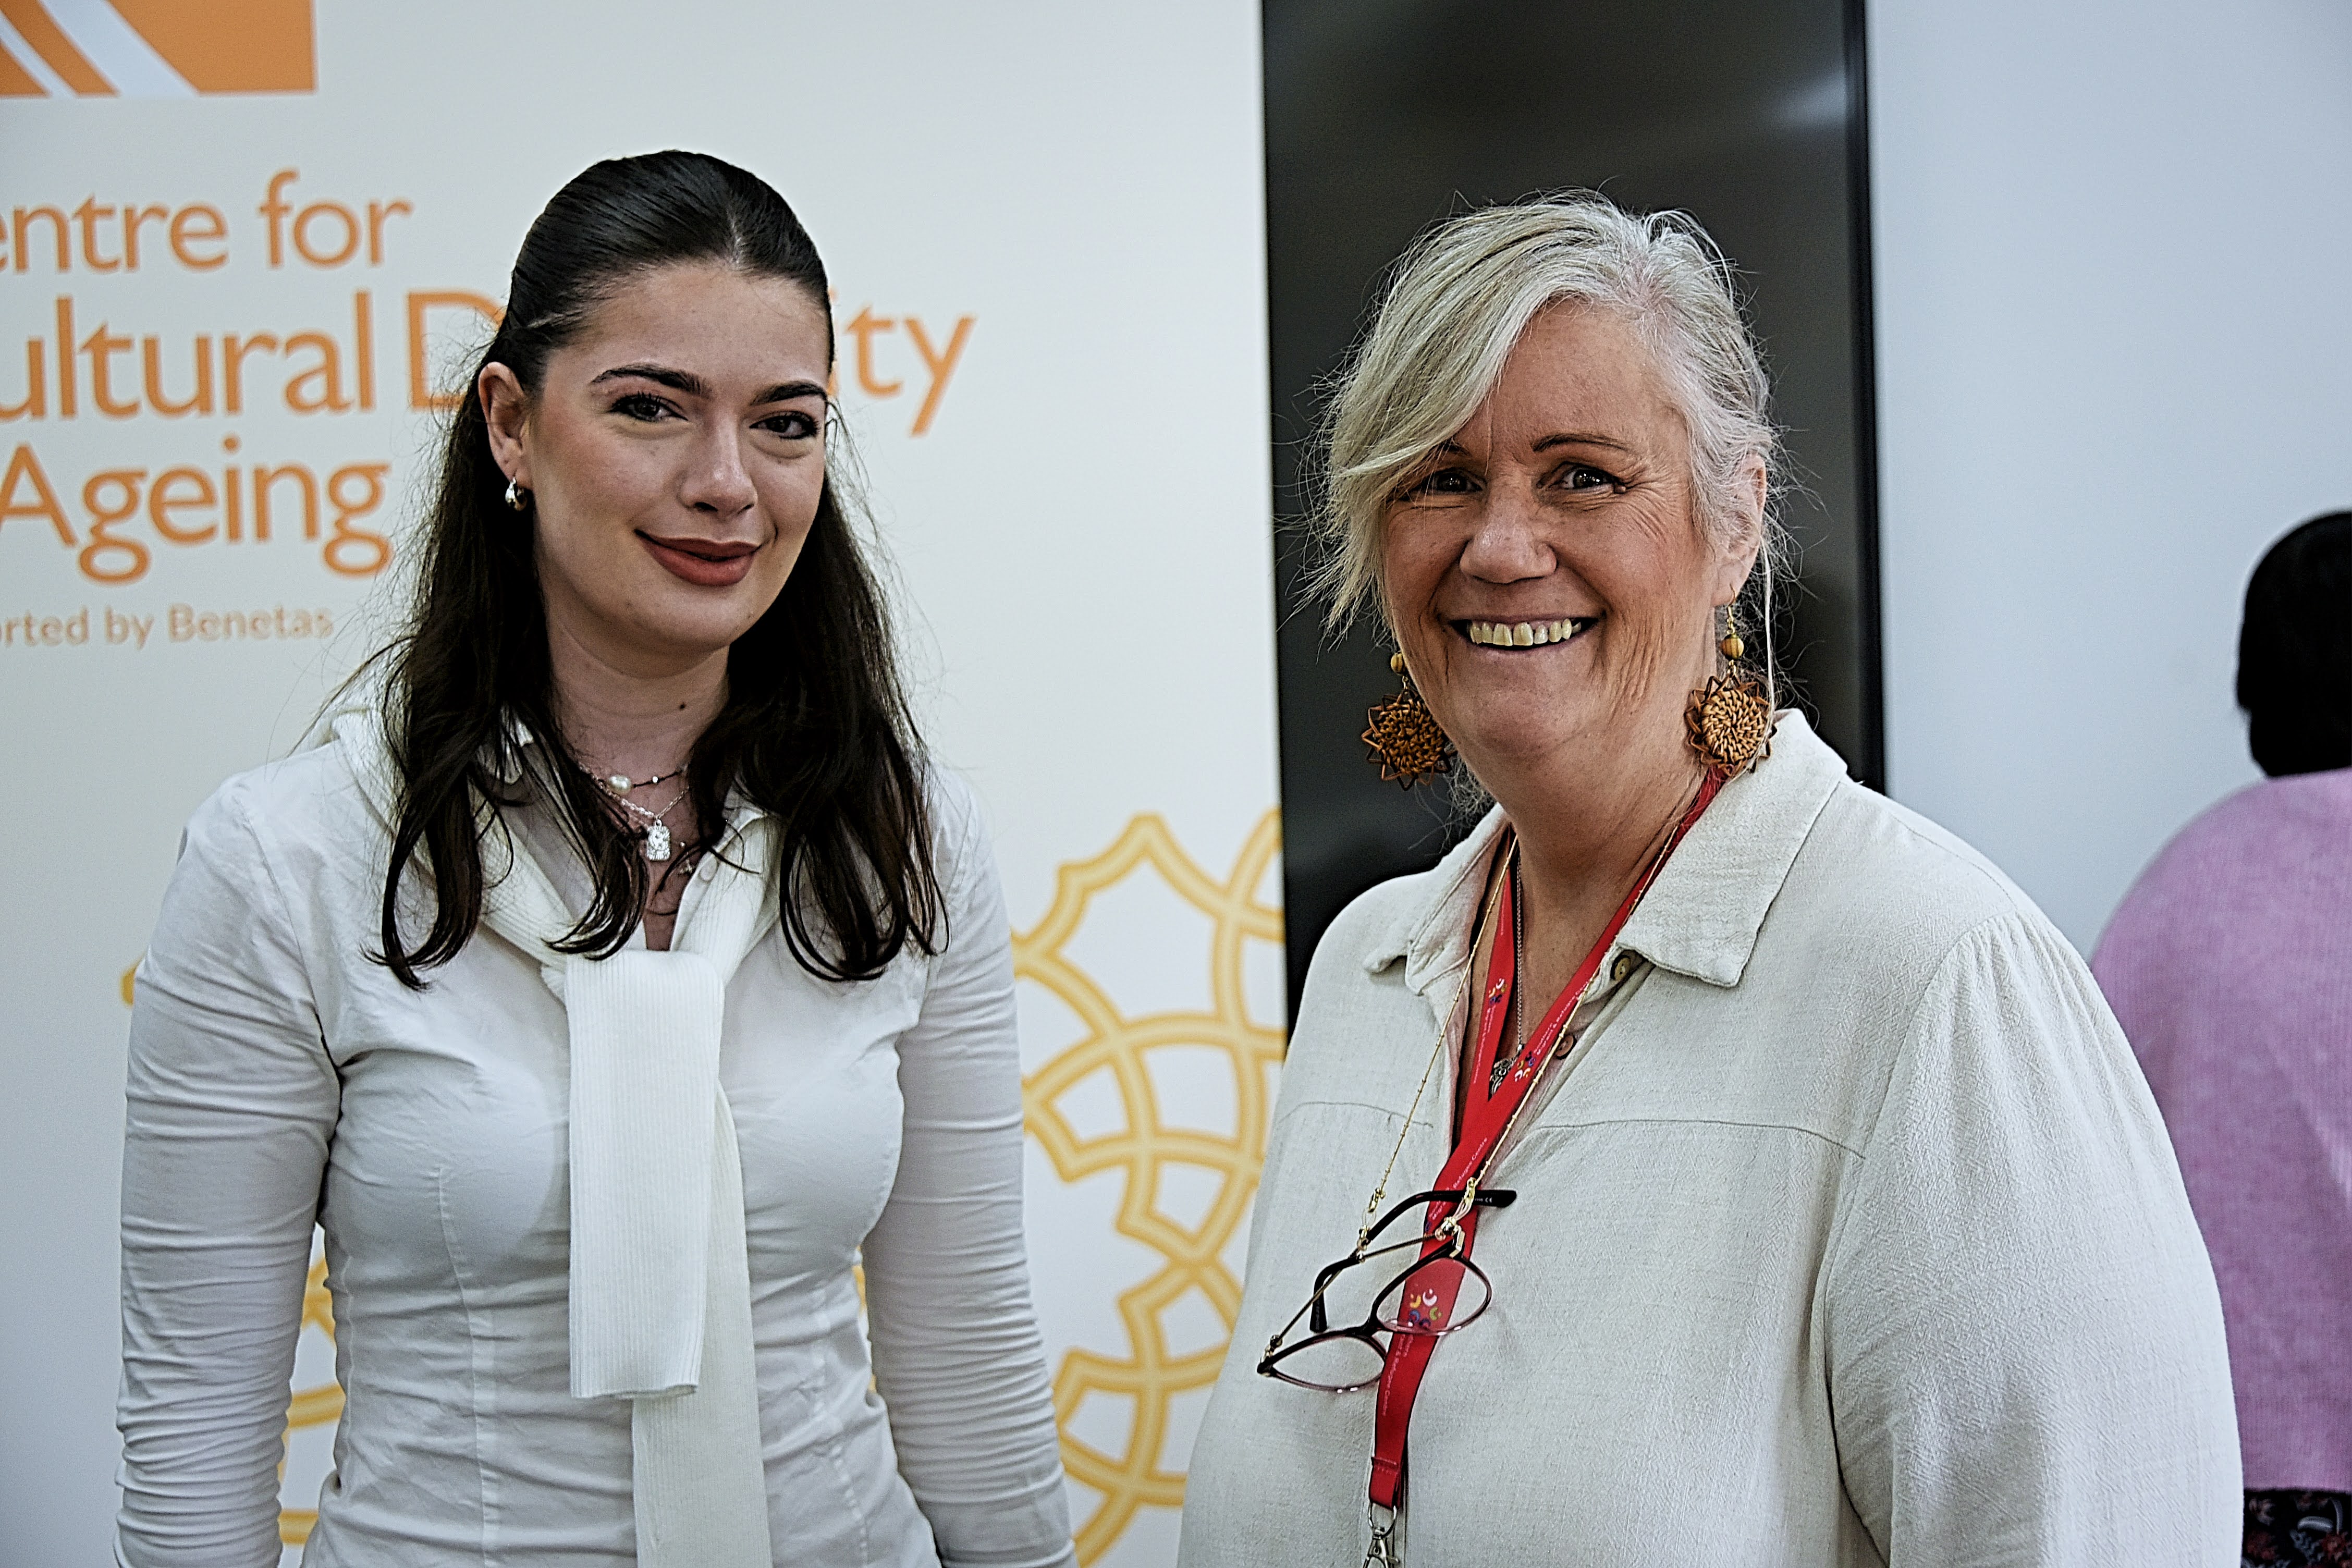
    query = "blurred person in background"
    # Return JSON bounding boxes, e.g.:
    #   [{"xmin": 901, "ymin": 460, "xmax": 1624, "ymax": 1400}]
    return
[{"xmin": 2095, "ymin": 512, "xmax": 2352, "ymax": 1568}]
